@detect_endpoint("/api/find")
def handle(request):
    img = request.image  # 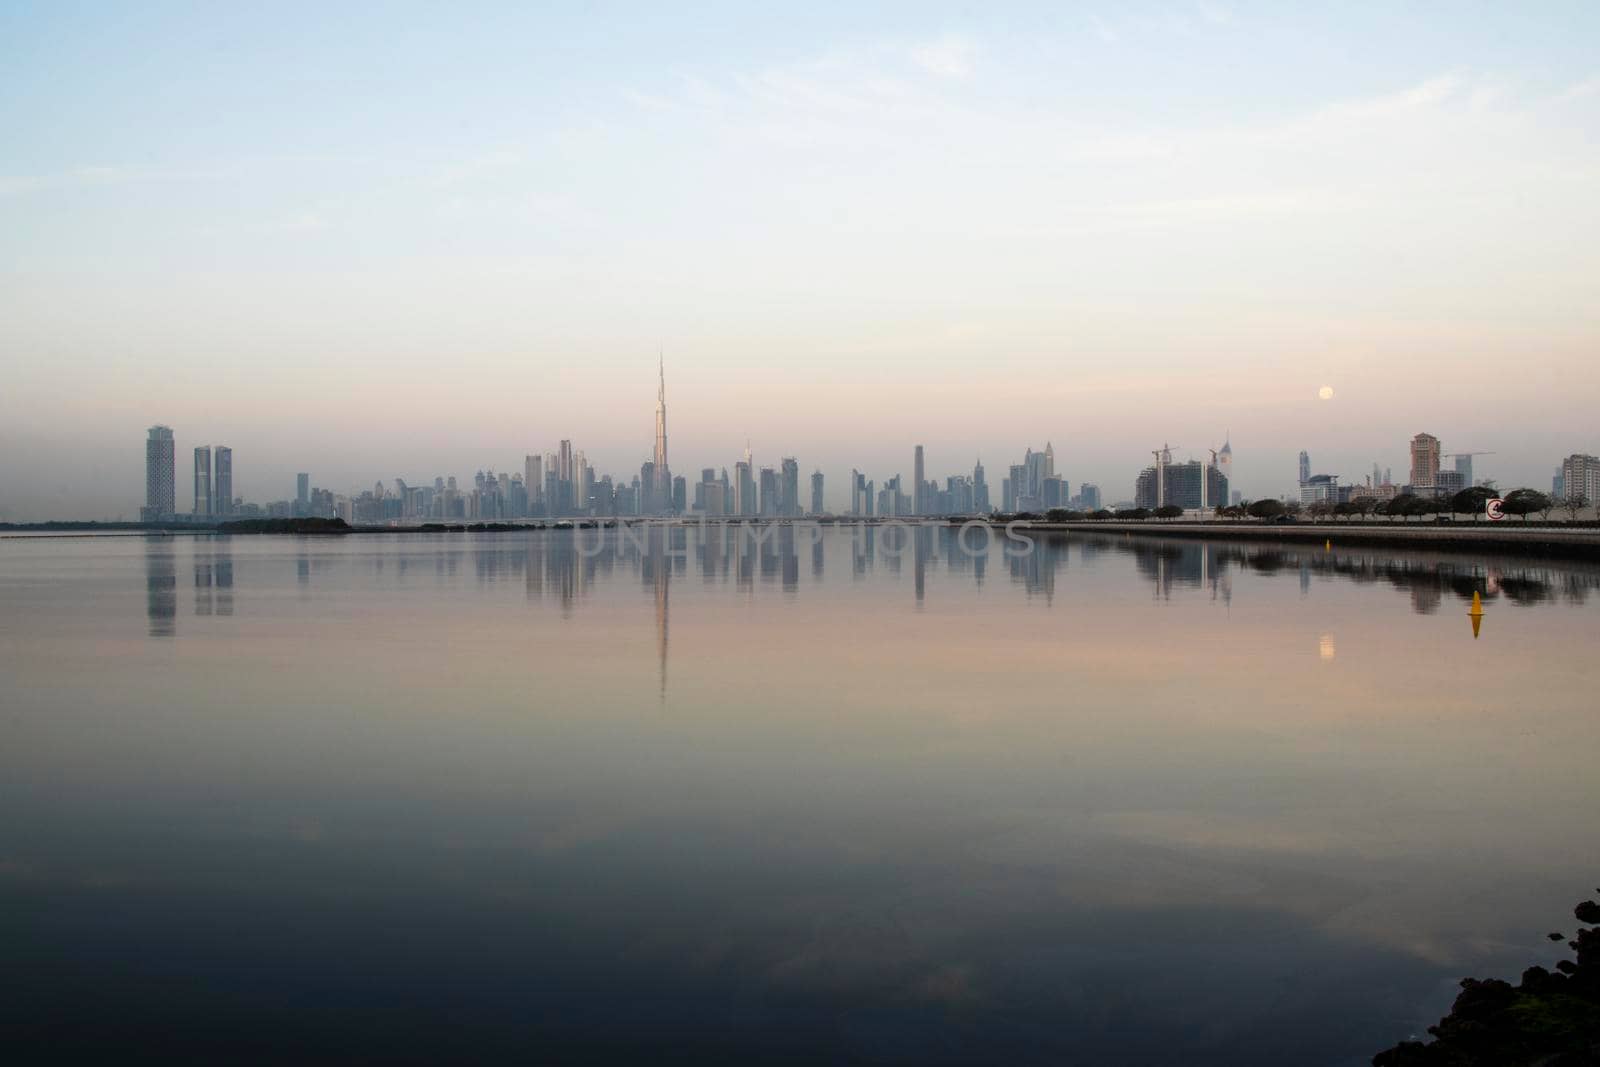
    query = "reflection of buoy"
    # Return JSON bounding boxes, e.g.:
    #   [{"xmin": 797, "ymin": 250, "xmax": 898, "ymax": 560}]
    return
[
  {"xmin": 1469, "ymin": 590, "xmax": 1484, "ymax": 639},
  {"xmin": 1471, "ymin": 614, "xmax": 1482, "ymax": 639},
  {"xmin": 1325, "ymin": 539, "xmax": 1331, "ymax": 551}
]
